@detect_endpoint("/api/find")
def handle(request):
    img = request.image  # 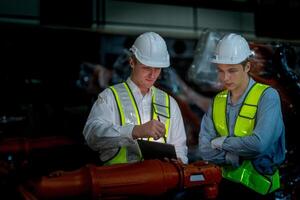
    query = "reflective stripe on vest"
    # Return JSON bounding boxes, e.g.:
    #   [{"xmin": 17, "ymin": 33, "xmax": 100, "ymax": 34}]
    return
[
  {"xmin": 222, "ymin": 160, "xmax": 280, "ymax": 195},
  {"xmin": 149, "ymin": 87, "xmax": 170, "ymax": 142},
  {"xmin": 106, "ymin": 82, "xmax": 170, "ymax": 165},
  {"xmin": 213, "ymin": 83, "xmax": 280, "ymax": 194}
]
